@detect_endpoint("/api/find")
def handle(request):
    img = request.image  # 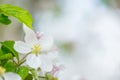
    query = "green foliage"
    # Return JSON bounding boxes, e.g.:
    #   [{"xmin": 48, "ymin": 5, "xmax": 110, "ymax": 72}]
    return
[
  {"xmin": 25, "ymin": 74, "xmax": 33, "ymax": 80},
  {"xmin": 29, "ymin": 68, "xmax": 39, "ymax": 80},
  {"xmin": 0, "ymin": 13, "xmax": 11, "ymax": 25},
  {"xmin": 102, "ymin": 0, "xmax": 116, "ymax": 6},
  {"xmin": 17, "ymin": 66, "xmax": 29, "ymax": 80},
  {"xmin": 4, "ymin": 60, "xmax": 16, "ymax": 72},
  {"xmin": 0, "ymin": 53, "xmax": 13, "ymax": 60},
  {"xmin": 0, "ymin": 4, "xmax": 33, "ymax": 29},
  {"xmin": 0, "ymin": 41, "xmax": 19, "ymax": 61},
  {"xmin": 53, "ymin": 77, "xmax": 58, "ymax": 80},
  {"xmin": 0, "ymin": 49, "xmax": 10, "ymax": 60},
  {"xmin": 46, "ymin": 73, "xmax": 58, "ymax": 80}
]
